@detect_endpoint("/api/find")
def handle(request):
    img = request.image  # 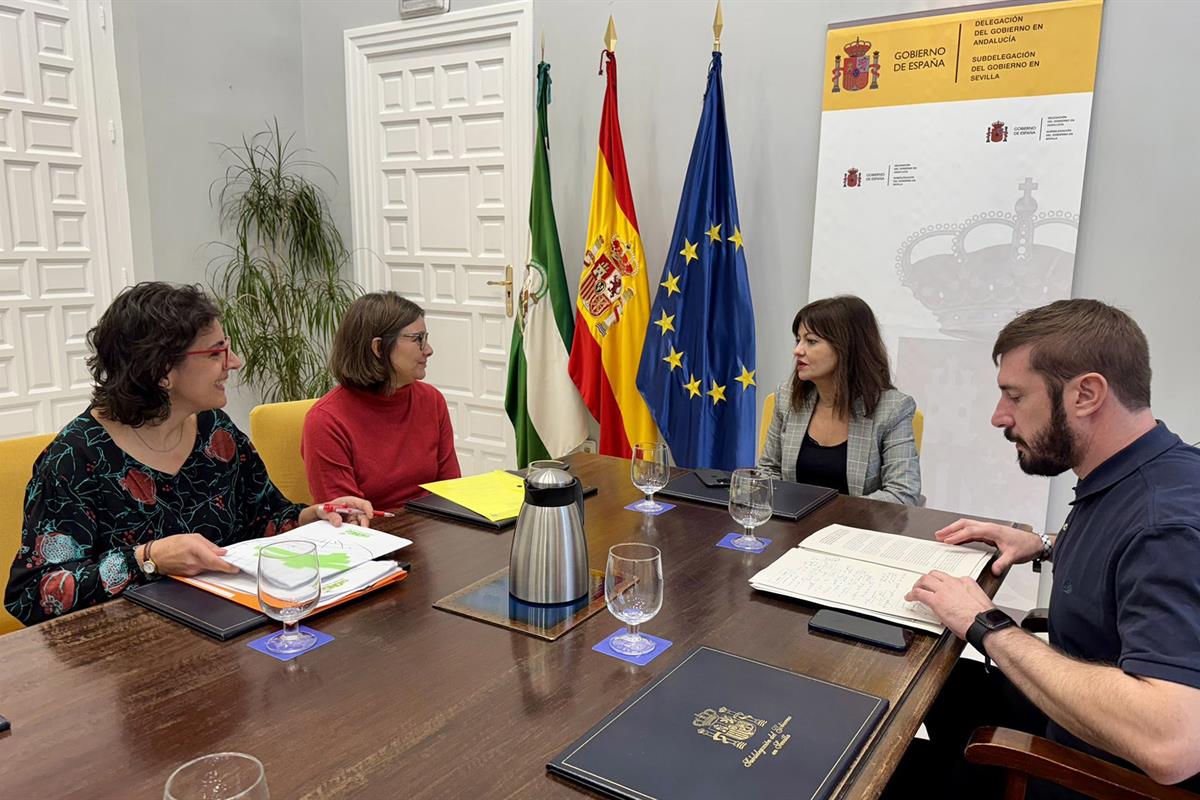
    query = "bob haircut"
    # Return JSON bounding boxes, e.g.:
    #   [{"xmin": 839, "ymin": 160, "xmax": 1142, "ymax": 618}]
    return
[
  {"xmin": 790, "ymin": 295, "xmax": 893, "ymax": 418},
  {"xmin": 87, "ymin": 282, "xmax": 221, "ymax": 427},
  {"xmin": 329, "ymin": 292, "xmax": 424, "ymax": 393}
]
